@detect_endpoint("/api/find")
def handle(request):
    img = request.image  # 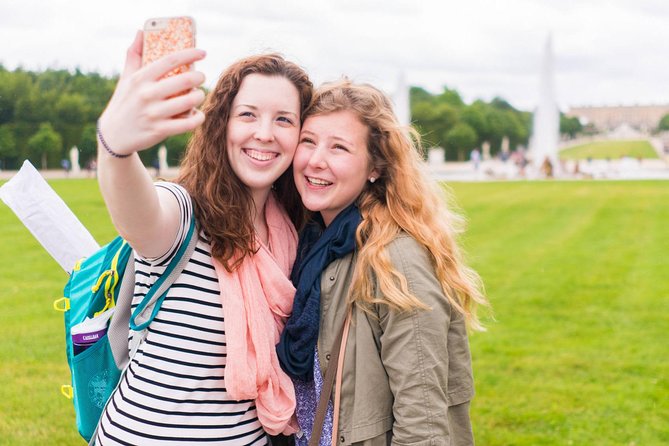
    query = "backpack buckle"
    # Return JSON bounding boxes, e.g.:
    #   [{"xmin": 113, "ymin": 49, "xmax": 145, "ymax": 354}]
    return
[{"xmin": 53, "ymin": 297, "xmax": 70, "ymax": 312}]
